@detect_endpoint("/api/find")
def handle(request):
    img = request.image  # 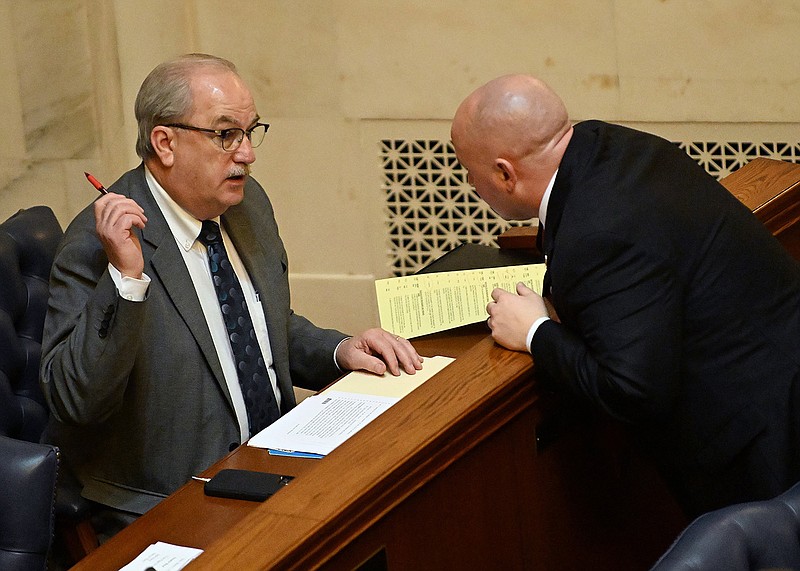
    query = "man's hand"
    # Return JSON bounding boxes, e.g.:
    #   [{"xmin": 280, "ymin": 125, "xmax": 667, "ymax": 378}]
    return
[
  {"xmin": 337, "ymin": 328, "xmax": 424, "ymax": 376},
  {"xmin": 94, "ymin": 193, "xmax": 148, "ymax": 279},
  {"xmin": 486, "ymin": 282, "xmax": 549, "ymax": 352}
]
